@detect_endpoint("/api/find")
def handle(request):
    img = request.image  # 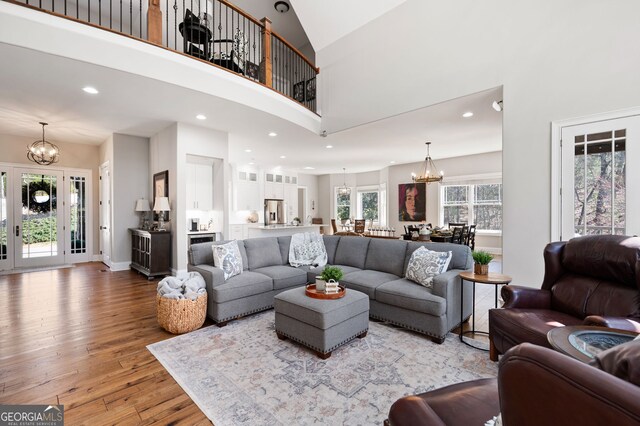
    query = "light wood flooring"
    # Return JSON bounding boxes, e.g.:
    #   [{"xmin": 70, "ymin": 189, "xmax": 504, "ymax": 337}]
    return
[{"xmin": 0, "ymin": 259, "xmax": 502, "ymax": 425}]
